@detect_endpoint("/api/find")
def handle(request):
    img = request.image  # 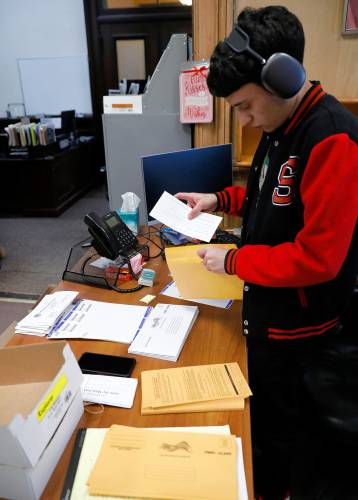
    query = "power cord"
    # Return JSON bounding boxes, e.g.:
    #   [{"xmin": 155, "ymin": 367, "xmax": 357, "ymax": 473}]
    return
[{"xmin": 137, "ymin": 225, "xmax": 165, "ymax": 259}]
